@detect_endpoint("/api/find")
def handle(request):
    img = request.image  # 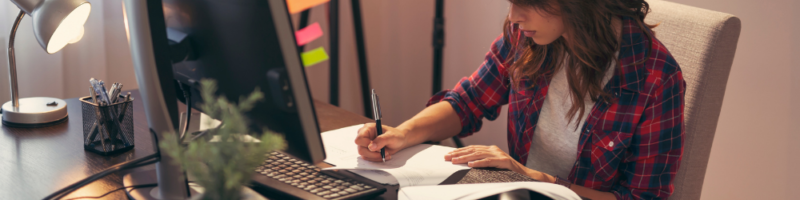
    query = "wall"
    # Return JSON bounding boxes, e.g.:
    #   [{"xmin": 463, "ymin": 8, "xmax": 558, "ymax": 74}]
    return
[
  {"xmin": 0, "ymin": 0, "xmax": 137, "ymax": 105},
  {"xmin": 661, "ymin": 0, "xmax": 799, "ymax": 199}
]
